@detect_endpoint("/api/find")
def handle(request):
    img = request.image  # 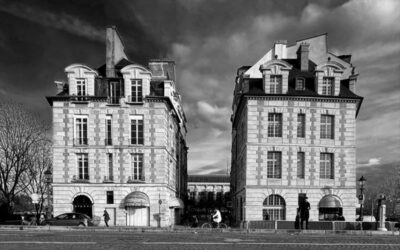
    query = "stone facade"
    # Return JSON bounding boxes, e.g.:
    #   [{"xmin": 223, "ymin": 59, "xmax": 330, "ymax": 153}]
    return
[
  {"xmin": 47, "ymin": 27, "xmax": 188, "ymax": 227},
  {"xmin": 230, "ymin": 34, "xmax": 363, "ymax": 223}
]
